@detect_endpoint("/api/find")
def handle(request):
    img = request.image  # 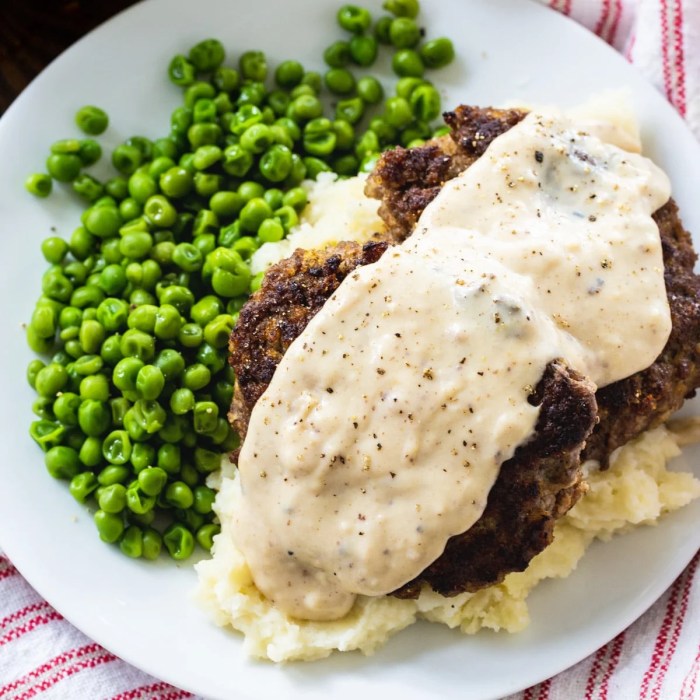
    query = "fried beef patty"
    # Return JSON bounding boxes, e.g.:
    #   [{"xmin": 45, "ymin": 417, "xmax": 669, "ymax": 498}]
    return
[{"xmin": 227, "ymin": 105, "xmax": 700, "ymax": 597}]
